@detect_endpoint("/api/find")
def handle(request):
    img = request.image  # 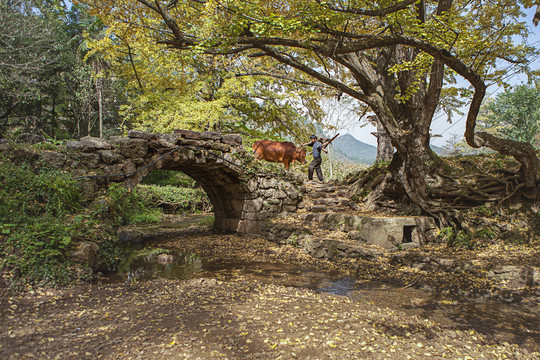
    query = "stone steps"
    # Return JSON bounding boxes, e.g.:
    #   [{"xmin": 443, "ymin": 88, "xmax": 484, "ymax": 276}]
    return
[
  {"xmin": 302, "ymin": 181, "xmax": 353, "ymax": 213},
  {"xmin": 278, "ymin": 180, "xmax": 440, "ymax": 251}
]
